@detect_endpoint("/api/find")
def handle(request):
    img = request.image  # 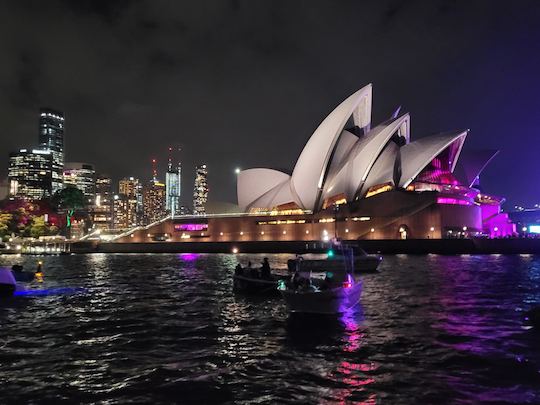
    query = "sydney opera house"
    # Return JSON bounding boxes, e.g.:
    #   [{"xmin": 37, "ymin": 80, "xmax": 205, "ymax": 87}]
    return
[{"xmin": 117, "ymin": 84, "xmax": 515, "ymax": 243}]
